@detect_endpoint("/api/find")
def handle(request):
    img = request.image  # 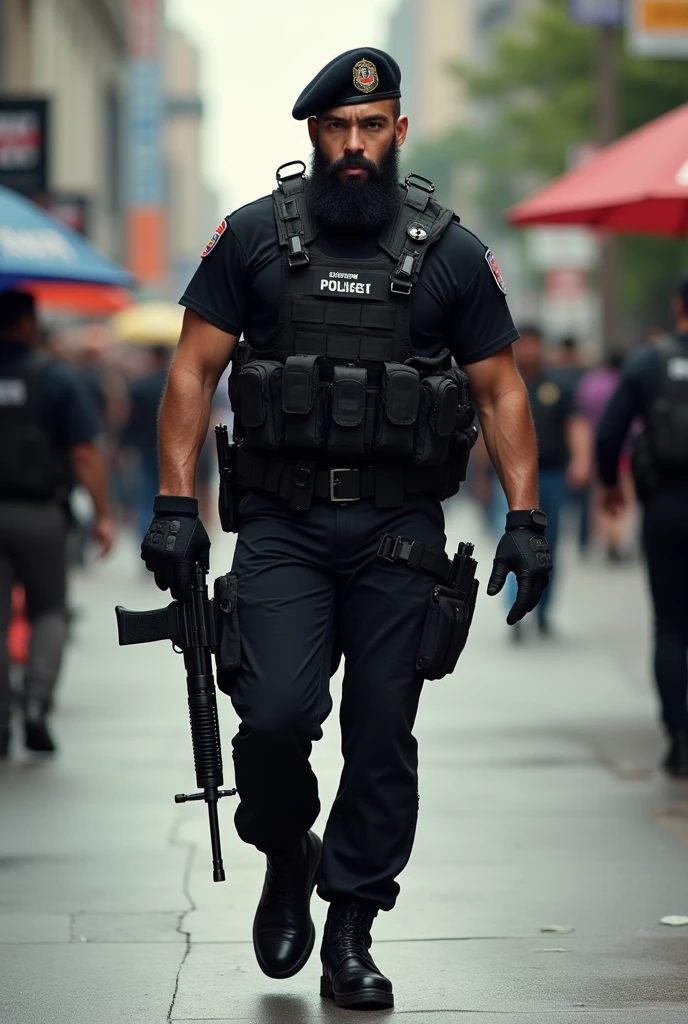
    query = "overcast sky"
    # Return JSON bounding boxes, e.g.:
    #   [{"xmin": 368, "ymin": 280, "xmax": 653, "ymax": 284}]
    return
[{"xmin": 166, "ymin": 0, "xmax": 399, "ymax": 221}]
